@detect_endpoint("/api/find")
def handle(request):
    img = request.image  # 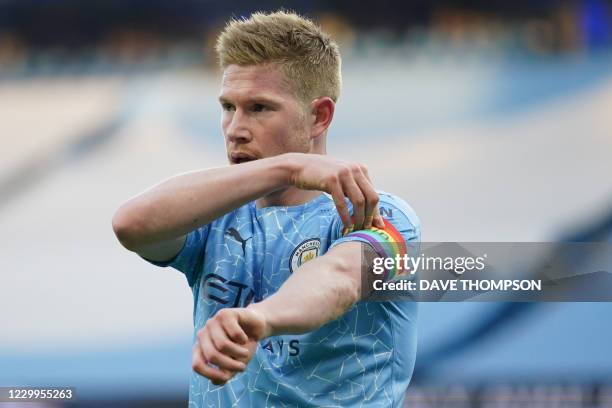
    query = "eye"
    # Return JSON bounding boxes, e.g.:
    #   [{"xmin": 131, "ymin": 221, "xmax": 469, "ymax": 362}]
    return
[
  {"xmin": 251, "ymin": 103, "xmax": 267, "ymax": 112},
  {"xmin": 222, "ymin": 103, "xmax": 235, "ymax": 112}
]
